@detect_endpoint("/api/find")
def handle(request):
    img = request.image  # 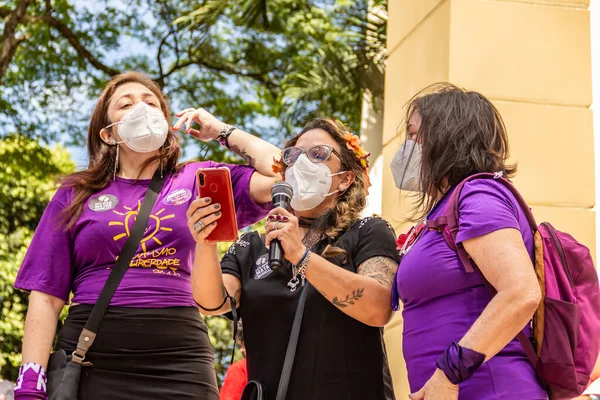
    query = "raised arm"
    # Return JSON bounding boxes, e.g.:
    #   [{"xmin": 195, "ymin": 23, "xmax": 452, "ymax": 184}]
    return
[
  {"xmin": 186, "ymin": 197, "xmax": 242, "ymax": 315},
  {"xmin": 191, "ymin": 243, "xmax": 242, "ymax": 316},
  {"xmin": 173, "ymin": 108, "xmax": 281, "ymax": 179}
]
